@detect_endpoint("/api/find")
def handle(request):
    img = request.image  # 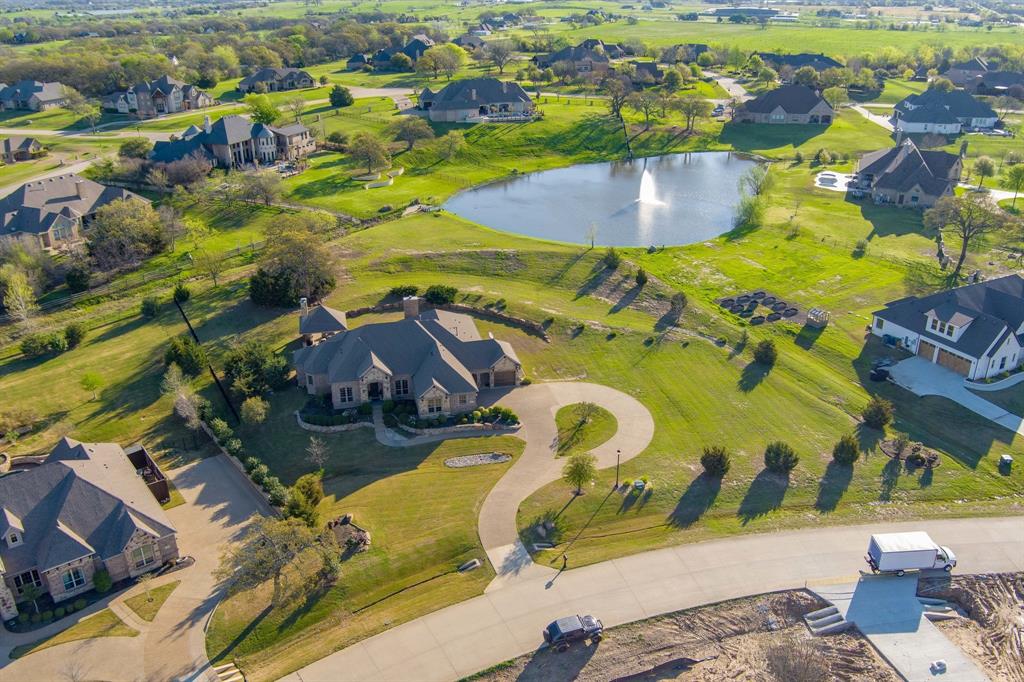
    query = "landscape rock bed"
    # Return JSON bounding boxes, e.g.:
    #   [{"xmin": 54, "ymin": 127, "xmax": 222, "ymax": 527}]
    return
[
  {"xmin": 444, "ymin": 453, "xmax": 512, "ymax": 468},
  {"xmin": 716, "ymin": 291, "xmax": 808, "ymax": 326},
  {"xmin": 880, "ymin": 438, "xmax": 941, "ymax": 468}
]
